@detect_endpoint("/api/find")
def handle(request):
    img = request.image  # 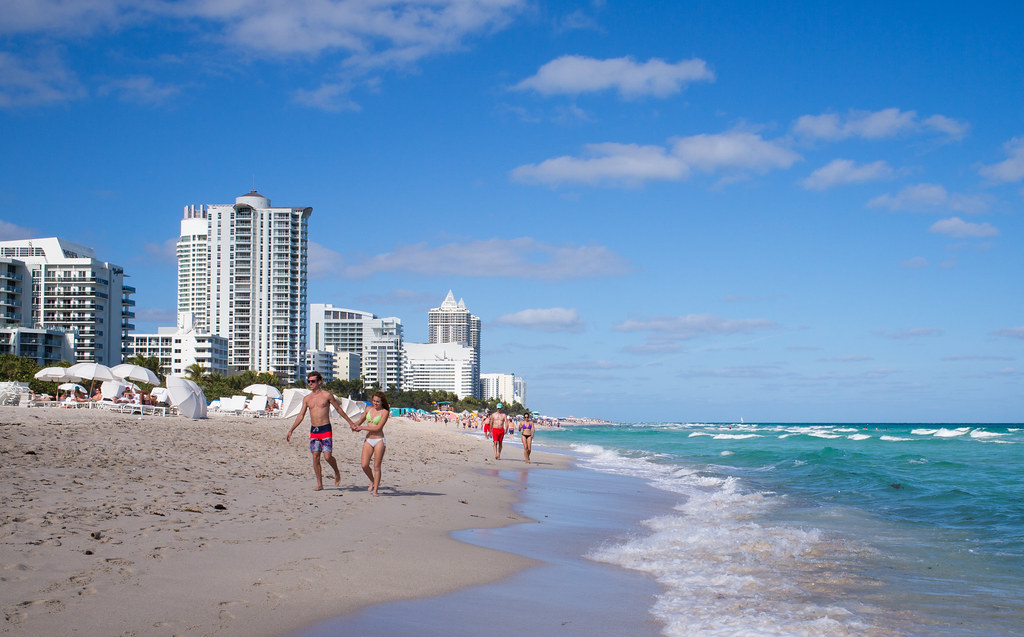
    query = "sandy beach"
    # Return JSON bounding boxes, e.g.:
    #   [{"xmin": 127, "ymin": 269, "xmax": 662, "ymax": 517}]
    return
[{"xmin": 0, "ymin": 406, "xmax": 569, "ymax": 636}]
